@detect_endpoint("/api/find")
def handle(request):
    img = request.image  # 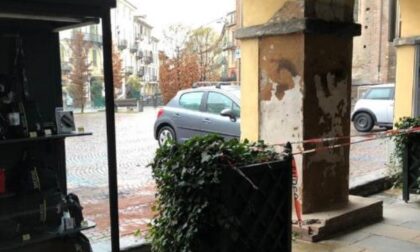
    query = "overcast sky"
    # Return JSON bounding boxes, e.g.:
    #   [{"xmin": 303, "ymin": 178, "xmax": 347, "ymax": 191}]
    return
[{"xmin": 130, "ymin": 0, "xmax": 235, "ymax": 38}]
